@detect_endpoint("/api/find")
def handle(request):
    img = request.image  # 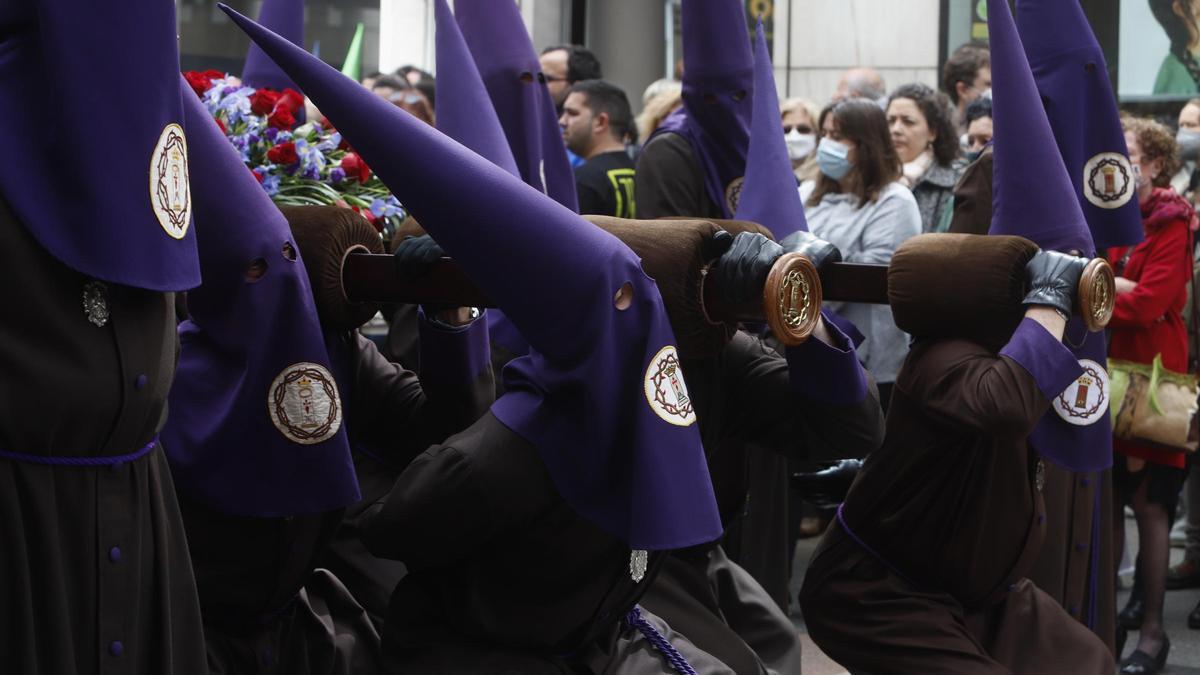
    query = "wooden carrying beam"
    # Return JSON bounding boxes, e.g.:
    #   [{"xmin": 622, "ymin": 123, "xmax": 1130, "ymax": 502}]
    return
[
  {"xmin": 340, "ymin": 252, "xmax": 1114, "ymax": 347},
  {"xmin": 341, "ymin": 252, "xmax": 883, "ymax": 346}
]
